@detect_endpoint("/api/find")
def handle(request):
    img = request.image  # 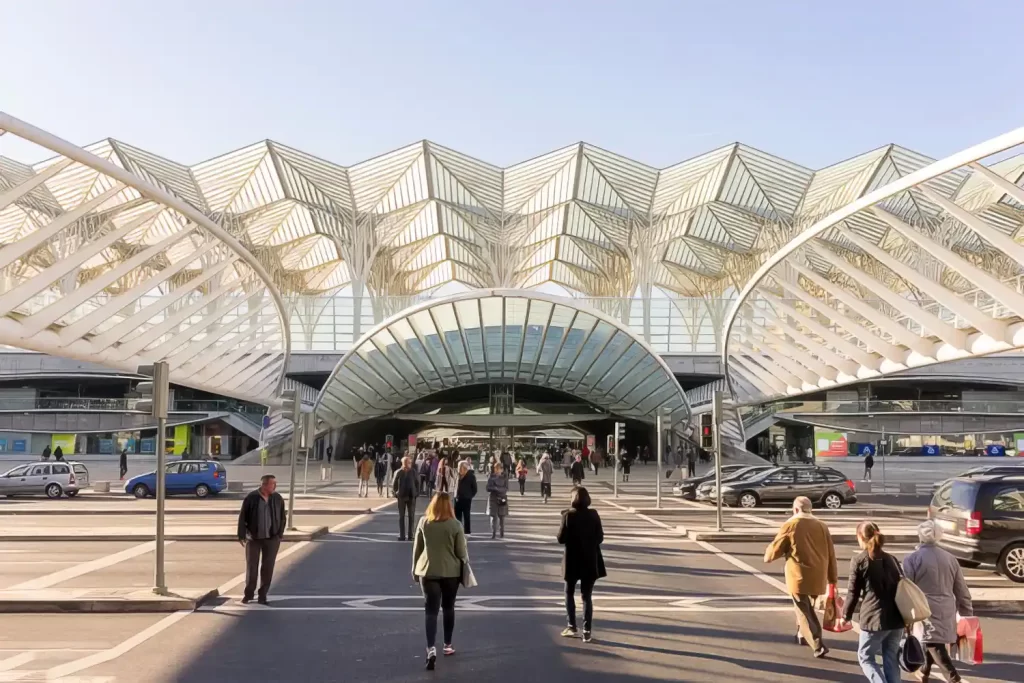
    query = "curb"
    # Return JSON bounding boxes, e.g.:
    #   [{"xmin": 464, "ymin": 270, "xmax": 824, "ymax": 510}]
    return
[
  {"xmin": 0, "ymin": 507, "xmax": 368, "ymax": 516},
  {"xmin": 0, "ymin": 526, "xmax": 330, "ymax": 542},
  {"xmin": 689, "ymin": 531, "xmax": 921, "ymax": 544},
  {"xmin": 0, "ymin": 588, "xmax": 219, "ymax": 614},
  {"xmin": 975, "ymin": 599, "xmax": 1024, "ymax": 614}
]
